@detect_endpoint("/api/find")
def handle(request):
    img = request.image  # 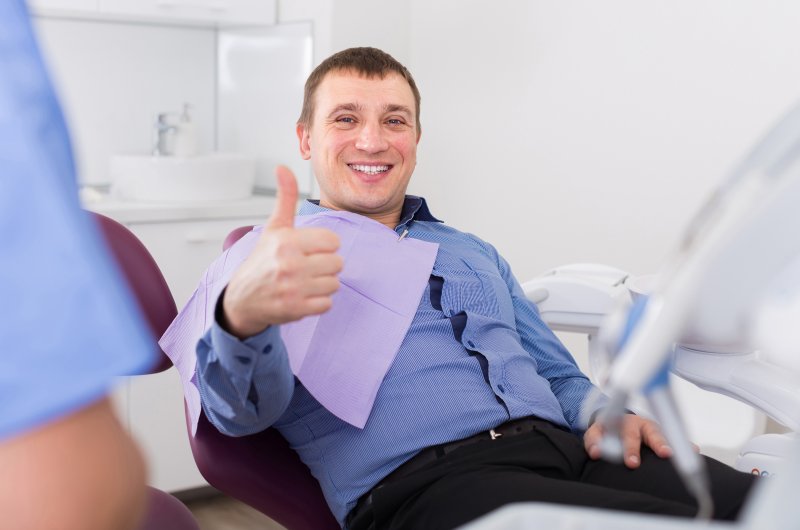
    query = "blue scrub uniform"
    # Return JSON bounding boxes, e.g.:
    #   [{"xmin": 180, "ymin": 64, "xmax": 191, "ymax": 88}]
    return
[{"xmin": 0, "ymin": 0, "xmax": 155, "ymax": 439}]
